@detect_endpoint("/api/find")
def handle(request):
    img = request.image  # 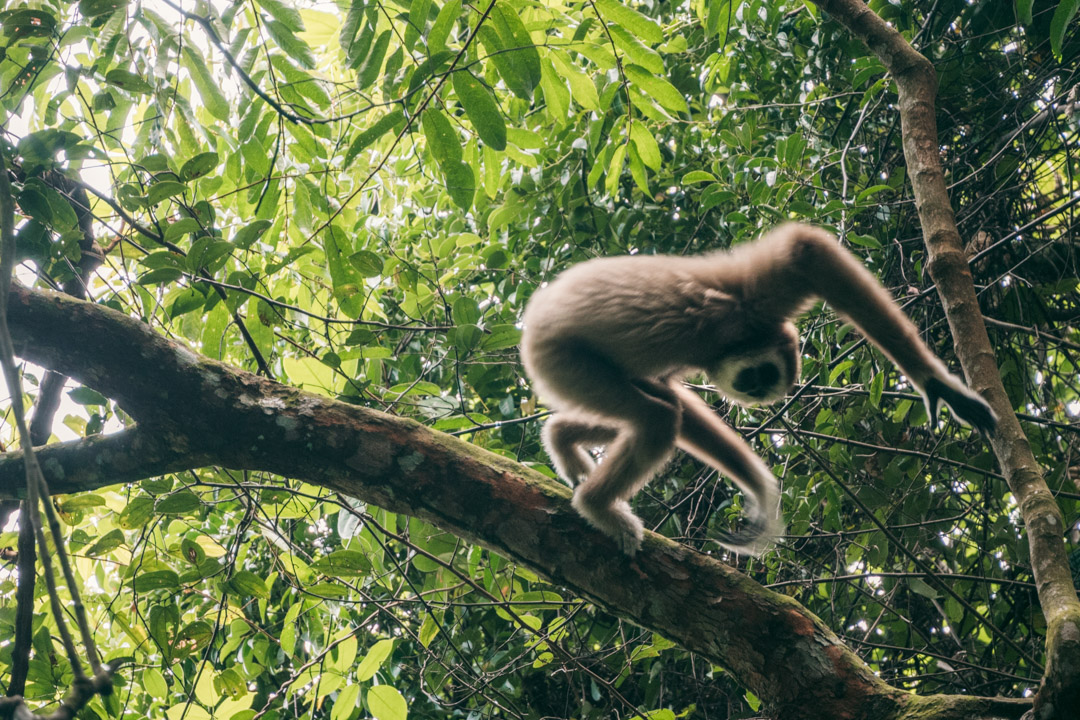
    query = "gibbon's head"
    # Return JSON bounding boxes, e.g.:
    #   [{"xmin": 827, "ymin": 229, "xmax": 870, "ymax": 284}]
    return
[{"xmin": 711, "ymin": 322, "xmax": 800, "ymax": 406}]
